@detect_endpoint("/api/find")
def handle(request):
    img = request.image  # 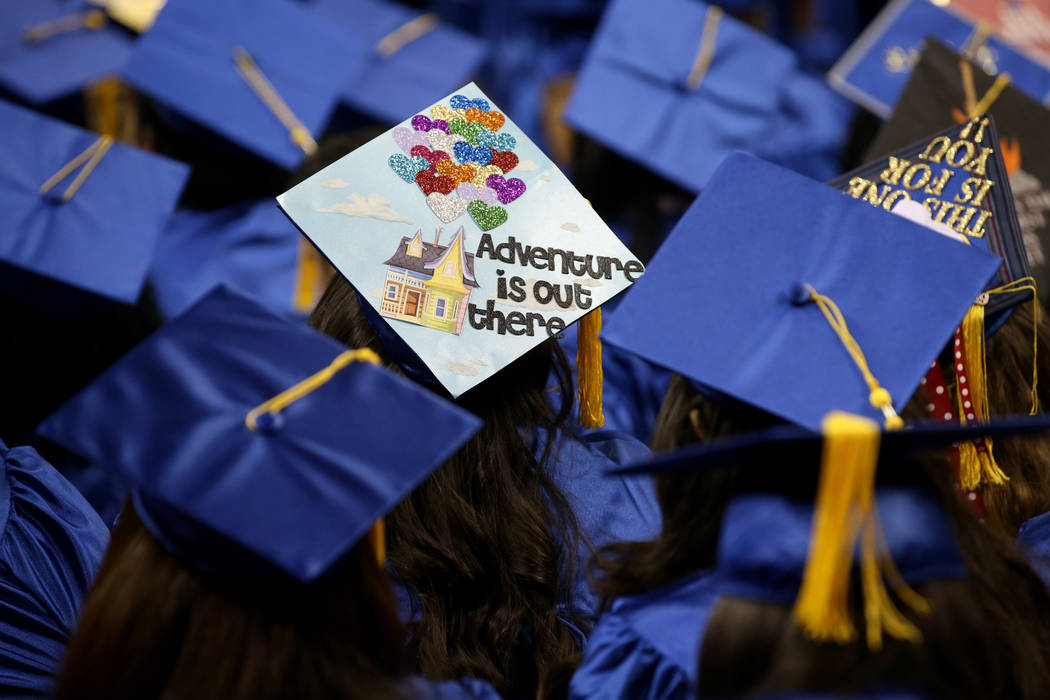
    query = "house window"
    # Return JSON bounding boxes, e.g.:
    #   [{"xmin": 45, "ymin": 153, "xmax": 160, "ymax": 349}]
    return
[
  {"xmin": 386, "ymin": 284, "xmax": 398, "ymax": 300},
  {"xmin": 435, "ymin": 298, "xmax": 446, "ymax": 317},
  {"xmin": 442, "ymin": 260, "xmax": 456, "ymax": 276}
]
